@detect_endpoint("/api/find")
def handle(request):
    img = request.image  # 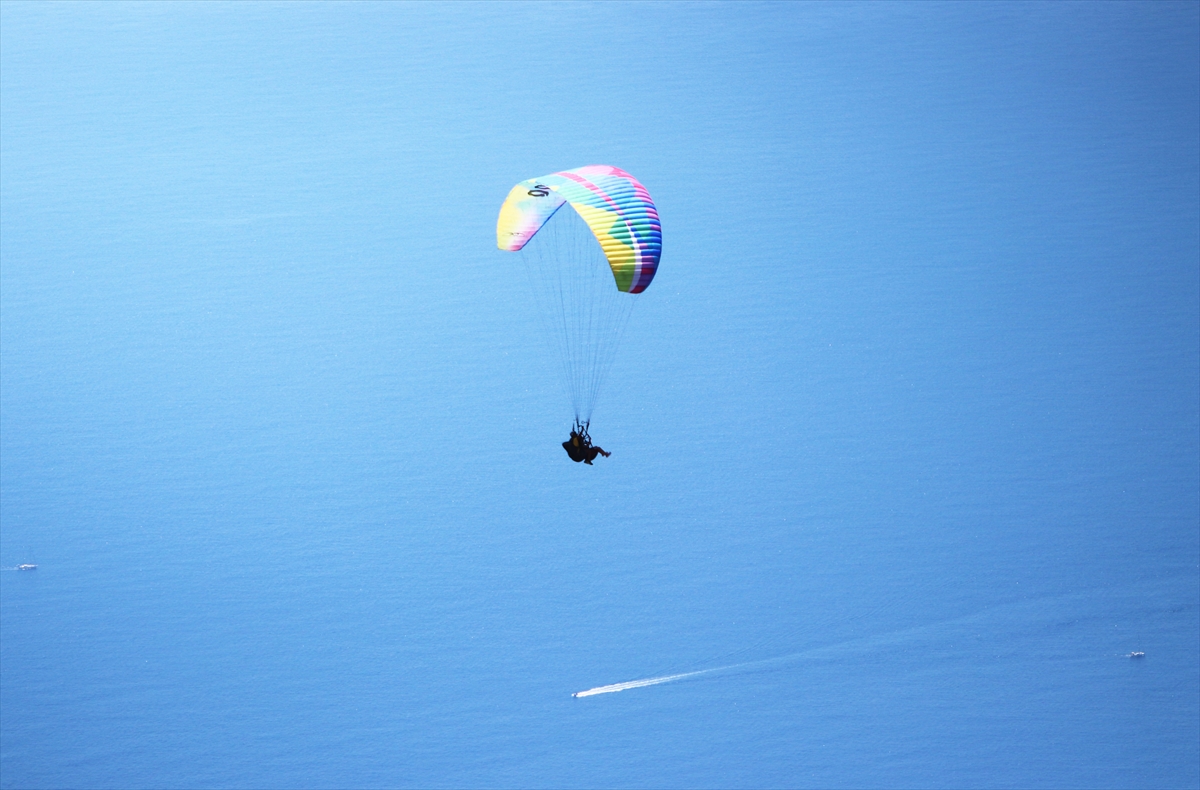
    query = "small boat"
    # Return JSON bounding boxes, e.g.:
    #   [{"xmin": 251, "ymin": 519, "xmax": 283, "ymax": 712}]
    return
[
  {"xmin": 16, "ymin": 564, "xmax": 37, "ymax": 571},
  {"xmin": 1128, "ymin": 651, "xmax": 1145, "ymax": 658}
]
